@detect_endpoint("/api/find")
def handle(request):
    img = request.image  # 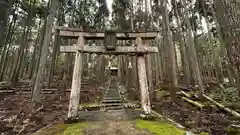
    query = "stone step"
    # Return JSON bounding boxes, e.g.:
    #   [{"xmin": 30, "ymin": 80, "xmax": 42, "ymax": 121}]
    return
[
  {"xmin": 108, "ymin": 87, "xmax": 116, "ymax": 89},
  {"xmin": 105, "ymin": 91, "xmax": 118, "ymax": 94},
  {"xmin": 103, "ymin": 96, "xmax": 121, "ymax": 100},
  {"xmin": 105, "ymin": 93, "xmax": 120, "ymax": 96},
  {"xmin": 103, "ymin": 97, "xmax": 121, "ymax": 101},
  {"xmin": 101, "ymin": 79, "xmax": 122, "ymax": 106},
  {"xmin": 107, "ymin": 88, "xmax": 118, "ymax": 92},
  {"xmin": 105, "ymin": 90, "xmax": 118, "ymax": 93},
  {"xmin": 102, "ymin": 99, "xmax": 122, "ymax": 103},
  {"xmin": 104, "ymin": 93, "xmax": 120, "ymax": 96},
  {"xmin": 103, "ymin": 95, "xmax": 121, "ymax": 99},
  {"xmin": 105, "ymin": 91, "xmax": 119, "ymax": 94},
  {"xmin": 105, "ymin": 106, "xmax": 124, "ymax": 110},
  {"xmin": 105, "ymin": 92, "xmax": 120, "ymax": 96},
  {"xmin": 105, "ymin": 89, "xmax": 117, "ymax": 91},
  {"xmin": 104, "ymin": 96, "xmax": 120, "ymax": 99},
  {"xmin": 103, "ymin": 97, "xmax": 121, "ymax": 100},
  {"xmin": 105, "ymin": 92, "xmax": 119, "ymax": 94},
  {"xmin": 102, "ymin": 103, "xmax": 122, "ymax": 107}
]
